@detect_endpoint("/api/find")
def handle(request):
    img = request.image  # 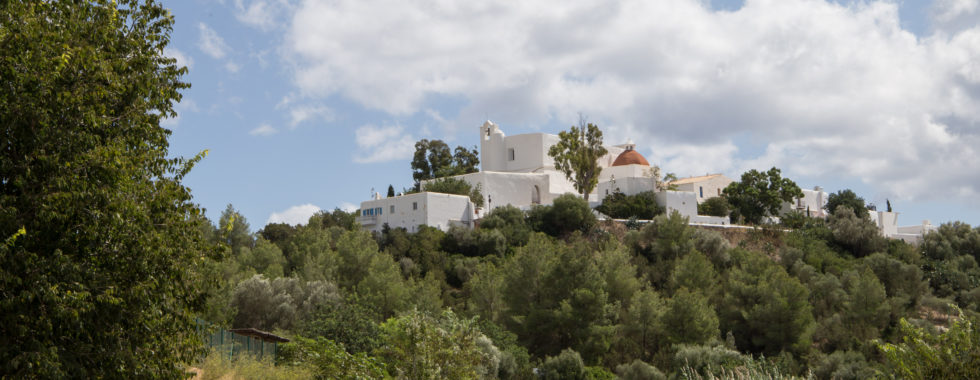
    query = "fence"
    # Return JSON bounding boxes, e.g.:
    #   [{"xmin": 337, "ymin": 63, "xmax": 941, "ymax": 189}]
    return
[{"xmin": 196, "ymin": 319, "xmax": 287, "ymax": 361}]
